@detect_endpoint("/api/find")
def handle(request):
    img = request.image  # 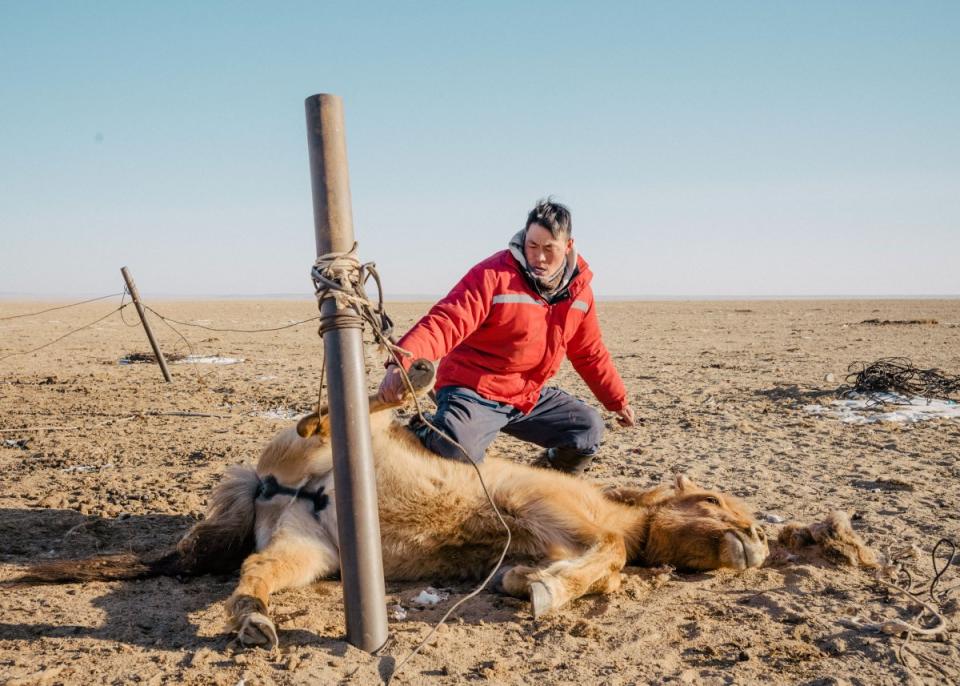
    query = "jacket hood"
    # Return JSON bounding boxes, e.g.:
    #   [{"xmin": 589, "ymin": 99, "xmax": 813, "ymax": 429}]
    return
[{"xmin": 508, "ymin": 229, "xmax": 583, "ymax": 302}]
